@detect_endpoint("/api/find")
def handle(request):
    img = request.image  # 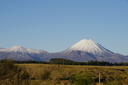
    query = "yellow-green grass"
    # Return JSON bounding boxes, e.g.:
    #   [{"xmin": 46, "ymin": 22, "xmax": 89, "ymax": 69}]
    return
[{"xmin": 17, "ymin": 64, "xmax": 128, "ymax": 85}]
